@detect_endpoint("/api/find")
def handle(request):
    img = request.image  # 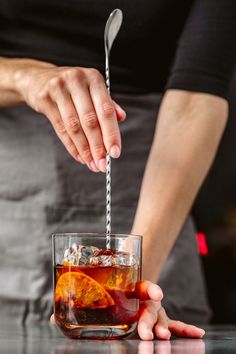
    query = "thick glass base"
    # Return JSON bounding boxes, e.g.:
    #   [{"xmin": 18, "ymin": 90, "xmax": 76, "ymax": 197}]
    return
[{"xmin": 58, "ymin": 322, "xmax": 137, "ymax": 339}]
